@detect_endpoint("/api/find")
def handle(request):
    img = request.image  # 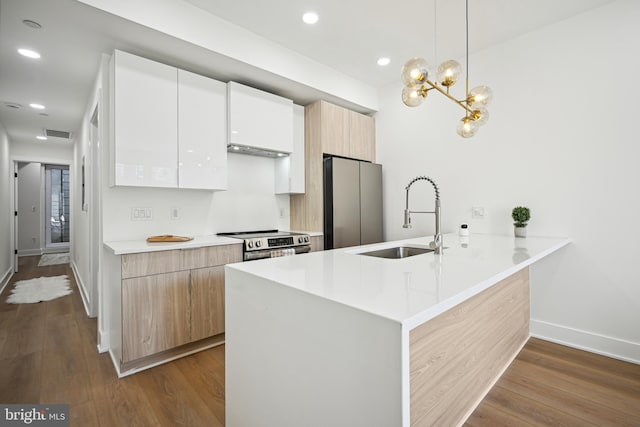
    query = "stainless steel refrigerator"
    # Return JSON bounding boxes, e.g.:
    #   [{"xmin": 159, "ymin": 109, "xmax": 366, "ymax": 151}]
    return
[{"xmin": 323, "ymin": 156, "xmax": 383, "ymax": 249}]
